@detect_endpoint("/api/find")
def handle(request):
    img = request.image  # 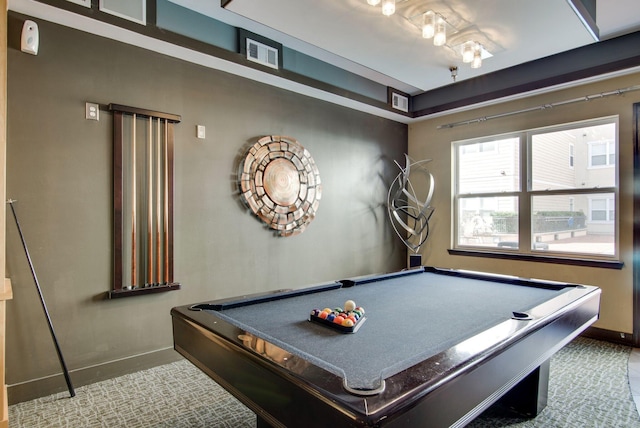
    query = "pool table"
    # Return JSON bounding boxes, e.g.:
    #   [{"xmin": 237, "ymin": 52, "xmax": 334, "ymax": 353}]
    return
[{"xmin": 171, "ymin": 266, "xmax": 600, "ymax": 427}]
